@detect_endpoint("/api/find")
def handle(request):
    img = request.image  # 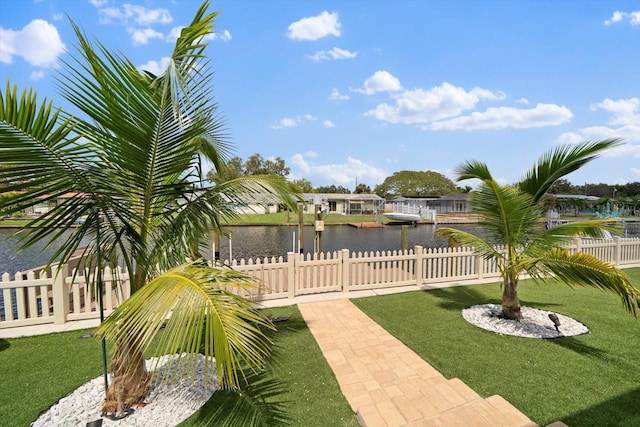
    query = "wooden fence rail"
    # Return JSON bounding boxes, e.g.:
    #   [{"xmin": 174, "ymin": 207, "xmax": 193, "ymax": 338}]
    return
[{"xmin": 2, "ymin": 237, "xmax": 639, "ymax": 329}]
